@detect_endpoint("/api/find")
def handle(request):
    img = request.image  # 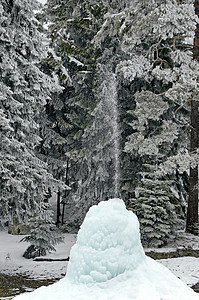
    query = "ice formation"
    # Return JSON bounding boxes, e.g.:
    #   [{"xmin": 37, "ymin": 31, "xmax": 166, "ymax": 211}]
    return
[
  {"xmin": 66, "ymin": 198, "xmax": 145, "ymax": 283},
  {"xmin": 14, "ymin": 199, "xmax": 199, "ymax": 300}
]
